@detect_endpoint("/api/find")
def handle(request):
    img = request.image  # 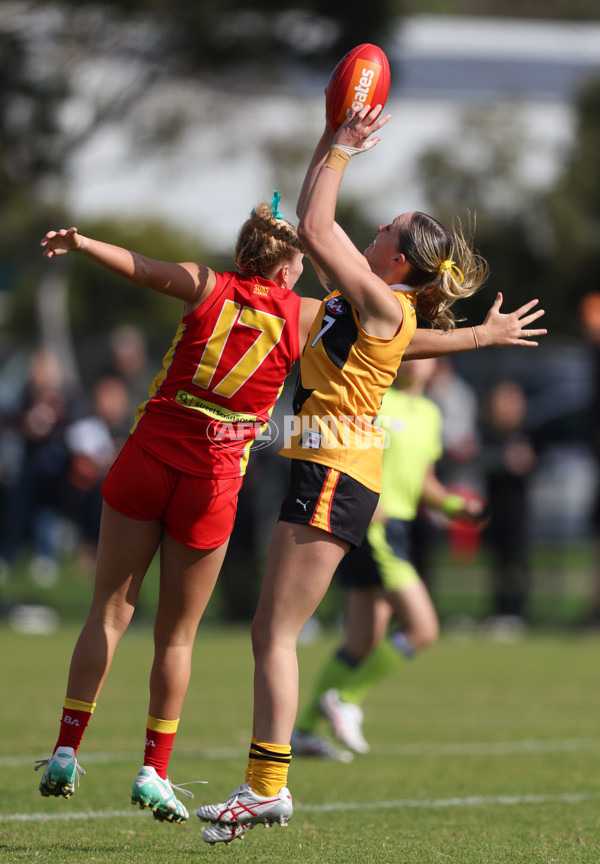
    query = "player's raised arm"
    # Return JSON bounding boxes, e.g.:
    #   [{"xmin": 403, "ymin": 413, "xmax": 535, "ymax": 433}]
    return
[
  {"xmin": 297, "ymin": 122, "xmax": 370, "ymax": 284},
  {"xmin": 41, "ymin": 226, "xmax": 214, "ymax": 308},
  {"xmin": 298, "ymin": 105, "xmax": 399, "ymax": 336}
]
